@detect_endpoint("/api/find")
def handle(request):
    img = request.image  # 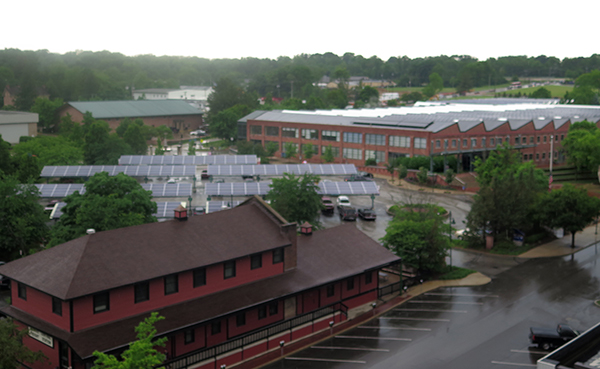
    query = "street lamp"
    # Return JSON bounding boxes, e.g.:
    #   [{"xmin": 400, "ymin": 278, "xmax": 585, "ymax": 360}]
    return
[{"xmin": 448, "ymin": 211, "xmax": 455, "ymax": 267}]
